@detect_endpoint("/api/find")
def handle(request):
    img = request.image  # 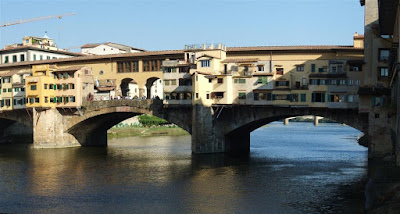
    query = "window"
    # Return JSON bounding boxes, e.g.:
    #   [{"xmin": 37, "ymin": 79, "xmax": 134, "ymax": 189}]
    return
[
  {"xmin": 2, "ymin": 89, "xmax": 5, "ymax": 93},
  {"xmin": 200, "ymin": 60, "xmax": 210, "ymax": 67},
  {"xmin": 20, "ymin": 54, "xmax": 25, "ymax": 62},
  {"xmin": 26, "ymin": 39, "xmax": 29, "ymax": 43},
  {"xmin": 45, "ymin": 97, "xmax": 48, "ymax": 103},
  {"xmin": 35, "ymin": 97, "xmax": 40, "ymax": 103},
  {"xmin": 380, "ymin": 67, "xmax": 389, "ymax": 77},
  {"xmin": 372, "ymin": 96, "xmax": 384, "ymax": 106},
  {"xmin": 49, "ymin": 84, "xmax": 54, "ymax": 89},
  {"xmin": 70, "ymin": 84, "xmax": 75, "ymax": 89},
  {"xmin": 339, "ymin": 79, "xmax": 347, "ymax": 85},
  {"xmin": 254, "ymin": 92, "xmax": 267, "ymax": 101},
  {"xmin": 311, "ymin": 92, "xmax": 325, "ymax": 103},
  {"xmin": 40, "ymin": 55, "xmax": 43, "ymax": 60},
  {"xmin": 257, "ymin": 65, "xmax": 265, "ymax": 72},
  {"xmin": 348, "ymin": 95, "xmax": 354, "ymax": 102},
  {"xmin": 311, "ymin": 64, "xmax": 315, "ymax": 72},
  {"xmin": 44, "ymin": 84, "xmax": 48, "ymax": 89},
  {"xmin": 5, "ymin": 56, "xmax": 9, "ymax": 63},
  {"xmin": 14, "ymin": 88, "xmax": 19, "ymax": 92},
  {"xmin": 257, "ymin": 76, "xmax": 269, "ymax": 84},
  {"xmin": 206, "ymin": 94, "xmax": 210, "ymax": 99},
  {"xmin": 217, "ymin": 78, "xmax": 223, "ymax": 84},
  {"xmin": 238, "ymin": 92, "xmax": 246, "ymax": 100},
  {"xmin": 296, "ymin": 65, "xmax": 304, "ymax": 72},
  {"xmin": 47, "ymin": 56, "xmax": 51, "ymax": 60},
  {"xmin": 276, "ymin": 68, "xmax": 284, "ymax": 75},
  {"xmin": 30, "ymin": 85, "xmax": 37, "ymax": 90},
  {"xmin": 12, "ymin": 55, "xmax": 17, "ymax": 62},
  {"xmin": 142, "ymin": 60, "xmax": 161, "ymax": 71},
  {"xmin": 209, "ymin": 79, "xmax": 212, "ymax": 83},
  {"xmin": 275, "ymin": 81, "xmax": 289, "ymax": 87},
  {"xmin": 349, "ymin": 63, "xmax": 362, "ymax": 71},
  {"xmin": 164, "ymin": 80, "xmax": 170, "ymax": 86},
  {"xmin": 33, "ymin": 55, "xmax": 36, "ymax": 61},
  {"xmin": 301, "ymin": 94, "xmax": 306, "ymax": 102},
  {"xmin": 379, "ymin": 49, "xmax": 390, "ymax": 61},
  {"xmin": 318, "ymin": 67, "xmax": 328, "ymax": 72},
  {"xmin": 29, "ymin": 97, "xmax": 35, "ymax": 104},
  {"xmin": 7, "ymin": 88, "xmax": 11, "ymax": 92},
  {"xmin": 171, "ymin": 80, "xmax": 177, "ymax": 85},
  {"xmin": 196, "ymin": 93, "xmax": 199, "ymax": 98},
  {"xmin": 70, "ymin": 97, "xmax": 75, "ymax": 102},
  {"xmin": 354, "ymin": 80, "xmax": 360, "ymax": 85},
  {"xmin": 99, "ymin": 70, "xmax": 104, "ymax": 75},
  {"xmin": 212, "ymin": 92, "xmax": 224, "ymax": 99}
]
